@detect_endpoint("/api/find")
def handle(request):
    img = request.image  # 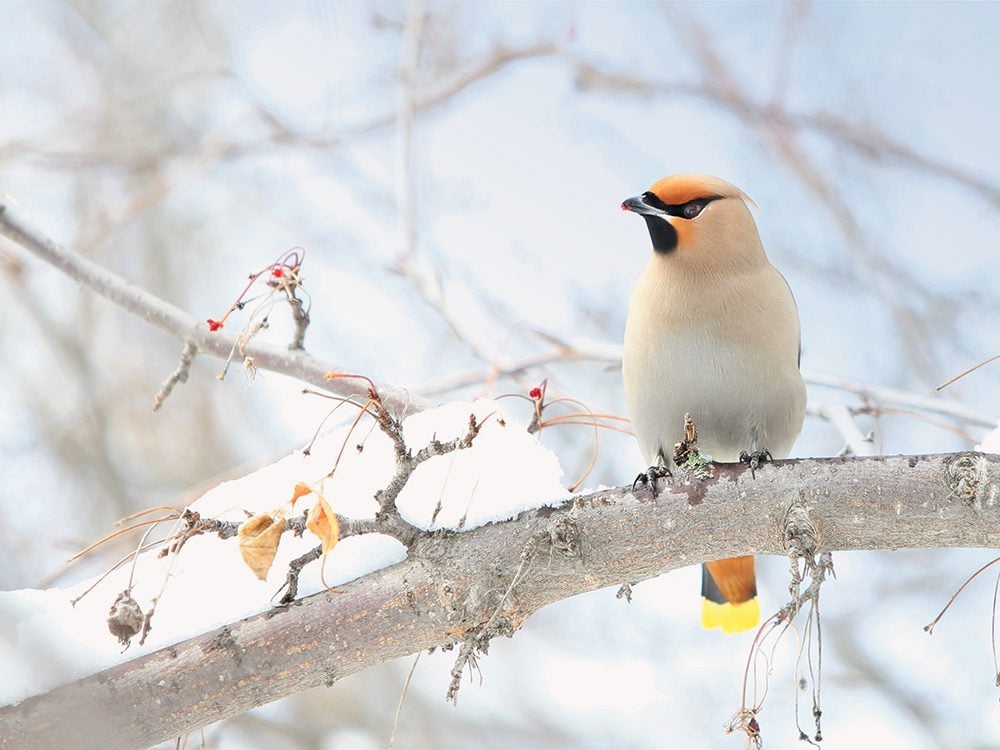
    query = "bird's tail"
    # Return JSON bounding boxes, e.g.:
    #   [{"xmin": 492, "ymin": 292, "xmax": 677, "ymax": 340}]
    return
[{"xmin": 701, "ymin": 557, "xmax": 759, "ymax": 635}]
